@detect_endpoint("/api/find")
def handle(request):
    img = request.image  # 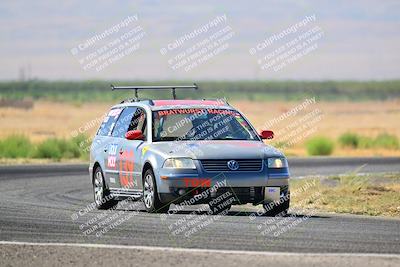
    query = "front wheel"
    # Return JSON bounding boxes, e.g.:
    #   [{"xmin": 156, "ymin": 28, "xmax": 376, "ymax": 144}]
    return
[
  {"xmin": 143, "ymin": 169, "xmax": 169, "ymax": 213},
  {"xmin": 93, "ymin": 166, "xmax": 118, "ymax": 210}
]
